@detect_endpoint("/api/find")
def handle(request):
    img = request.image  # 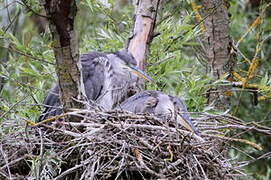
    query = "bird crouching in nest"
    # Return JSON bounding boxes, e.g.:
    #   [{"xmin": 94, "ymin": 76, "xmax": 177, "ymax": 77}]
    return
[
  {"xmin": 118, "ymin": 90, "xmax": 201, "ymax": 136},
  {"xmin": 38, "ymin": 50, "xmax": 153, "ymax": 121}
]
